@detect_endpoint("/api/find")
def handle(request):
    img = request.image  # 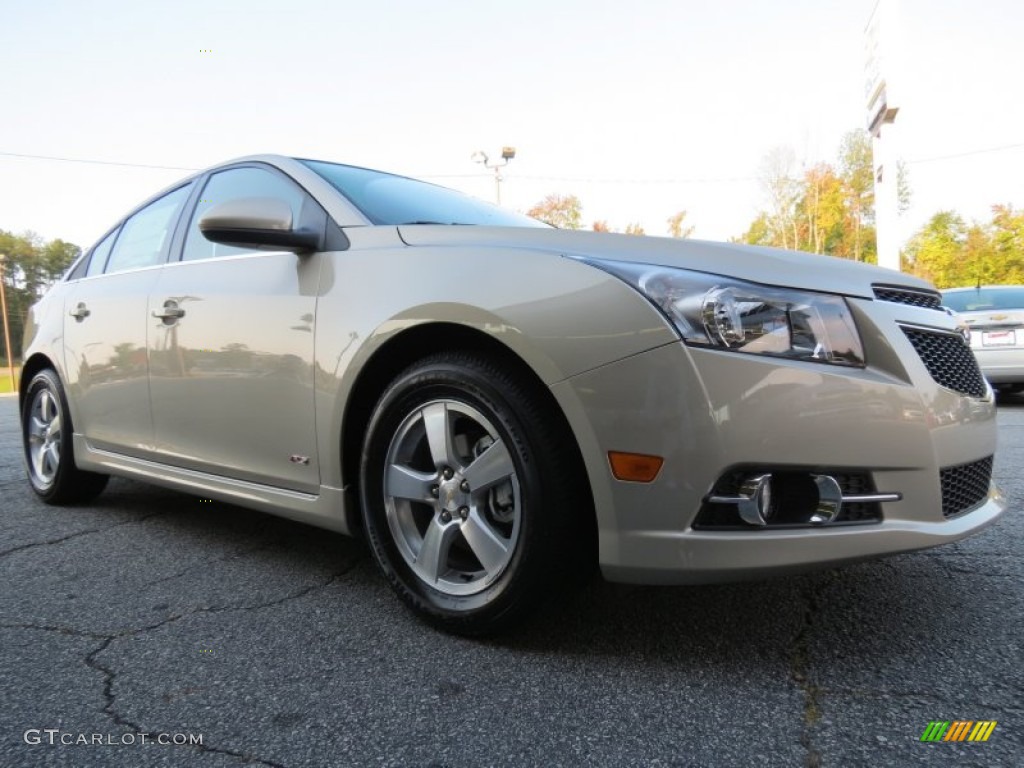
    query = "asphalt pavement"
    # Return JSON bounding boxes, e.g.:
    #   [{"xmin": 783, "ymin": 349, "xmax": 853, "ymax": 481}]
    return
[{"xmin": 1, "ymin": 394, "xmax": 1021, "ymax": 767}]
